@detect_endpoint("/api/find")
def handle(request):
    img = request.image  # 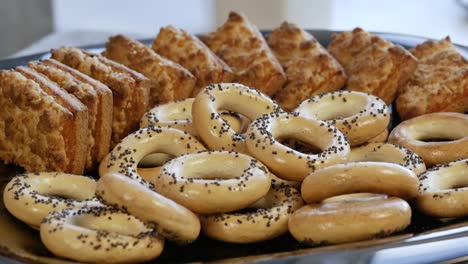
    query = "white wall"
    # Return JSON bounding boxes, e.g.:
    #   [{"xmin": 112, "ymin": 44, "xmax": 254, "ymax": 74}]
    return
[
  {"xmin": 52, "ymin": 0, "xmax": 216, "ymax": 36},
  {"xmin": 331, "ymin": 0, "xmax": 468, "ymax": 46},
  {"xmin": 216, "ymin": 0, "xmax": 333, "ymax": 29}
]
